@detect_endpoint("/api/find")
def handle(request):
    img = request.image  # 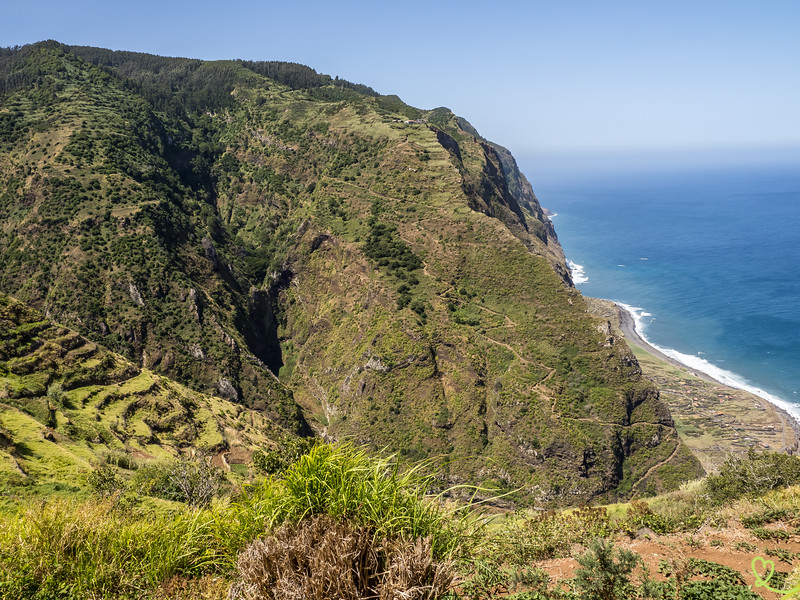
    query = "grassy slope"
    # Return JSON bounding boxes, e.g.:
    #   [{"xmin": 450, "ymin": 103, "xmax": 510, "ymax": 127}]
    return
[
  {"xmin": 0, "ymin": 293, "xmax": 288, "ymax": 493},
  {"xmin": 0, "ymin": 42, "xmax": 702, "ymax": 503},
  {"xmin": 261, "ymin": 108, "xmax": 702, "ymax": 502},
  {"xmin": 1, "ymin": 439, "xmax": 798, "ymax": 599}
]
